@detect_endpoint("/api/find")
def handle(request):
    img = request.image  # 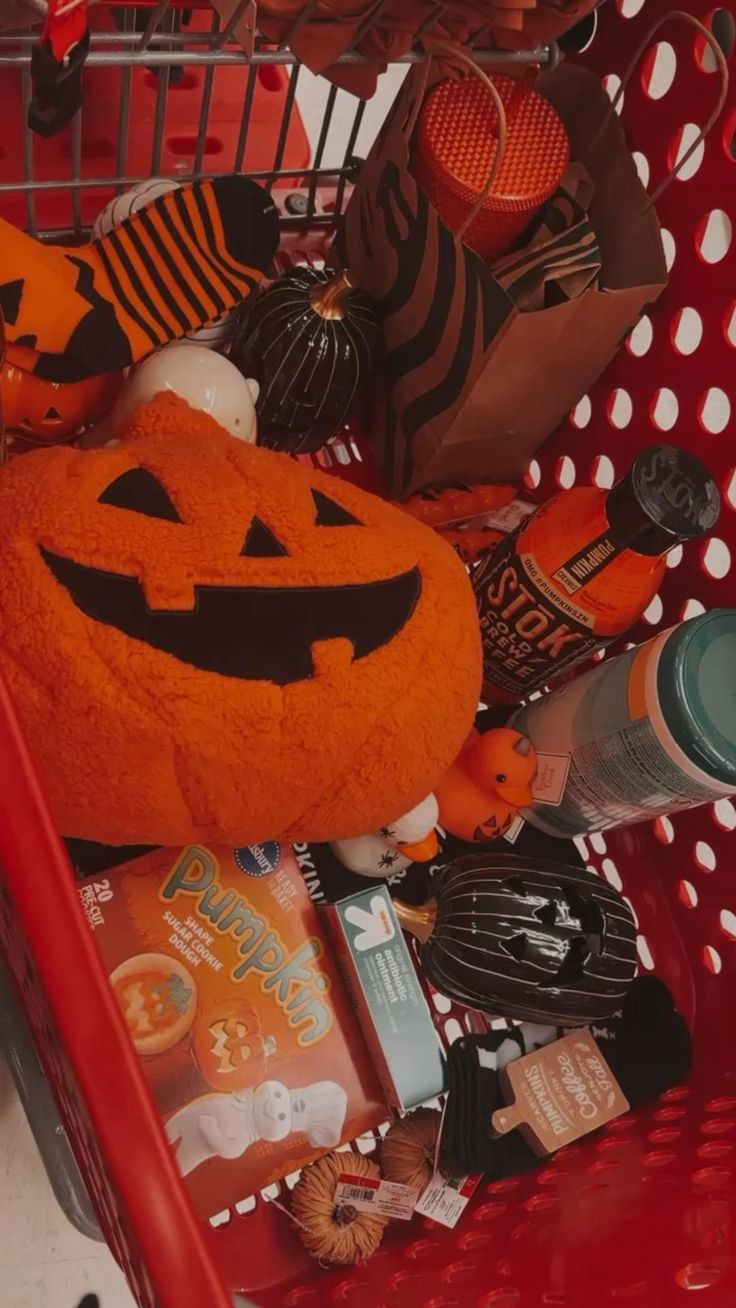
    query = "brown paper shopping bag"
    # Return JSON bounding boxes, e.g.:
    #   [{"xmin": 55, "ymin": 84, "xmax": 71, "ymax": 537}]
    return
[{"xmin": 336, "ymin": 17, "xmax": 728, "ymax": 498}]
